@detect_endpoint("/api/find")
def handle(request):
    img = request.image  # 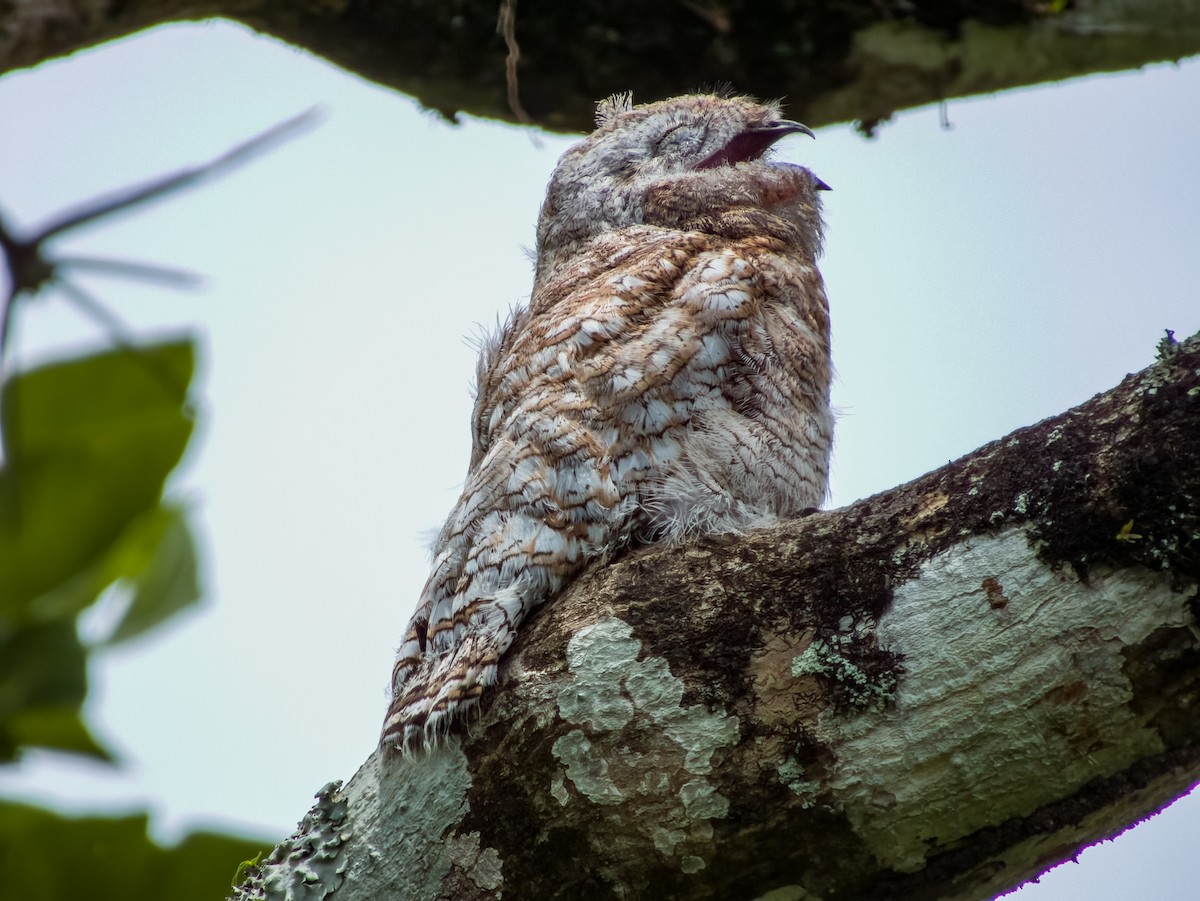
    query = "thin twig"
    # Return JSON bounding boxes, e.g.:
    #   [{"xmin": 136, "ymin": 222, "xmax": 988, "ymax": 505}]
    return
[
  {"xmin": 57, "ymin": 256, "xmax": 205, "ymax": 288},
  {"xmin": 53, "ymin": 278, "xmax": 190, "ymax": 400},
  {"xmin": 0, "ymin": 107, "xmax": 322, "ymax": 373},
  {"xmin": 36, "ymin": 109, "xmax": 322, "ymax": 242},
  {"xmin": 497, "ymin": 0, "xmax": 542, "ymax": 147},
  {"xmin": 939, "ymin": 100, "xmax": 954, "ymax": 131}
]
